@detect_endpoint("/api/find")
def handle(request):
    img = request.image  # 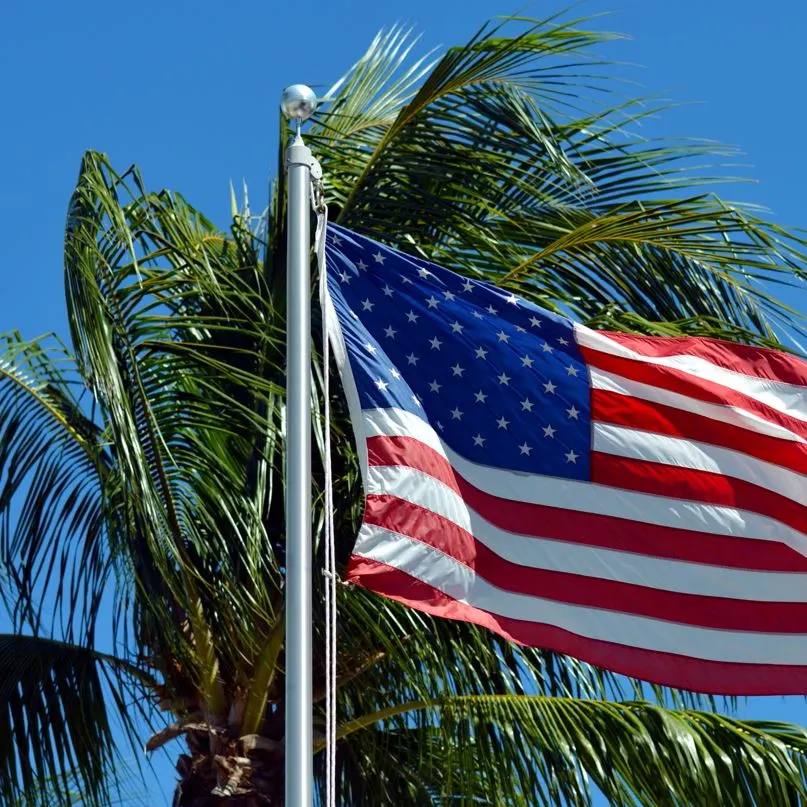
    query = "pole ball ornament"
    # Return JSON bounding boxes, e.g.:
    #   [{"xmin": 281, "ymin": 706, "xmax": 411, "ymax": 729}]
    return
[{"xmin": 281, "ymin": 84, "xmax": 318, "ymax": 122}]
